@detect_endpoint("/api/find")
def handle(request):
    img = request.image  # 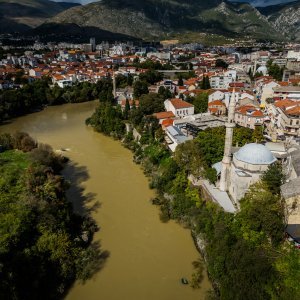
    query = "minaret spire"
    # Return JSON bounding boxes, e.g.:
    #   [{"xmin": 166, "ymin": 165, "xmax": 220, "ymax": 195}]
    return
[{"xmin": 219, "ymin": 87, "xmax": 236, "ymax": 192}]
